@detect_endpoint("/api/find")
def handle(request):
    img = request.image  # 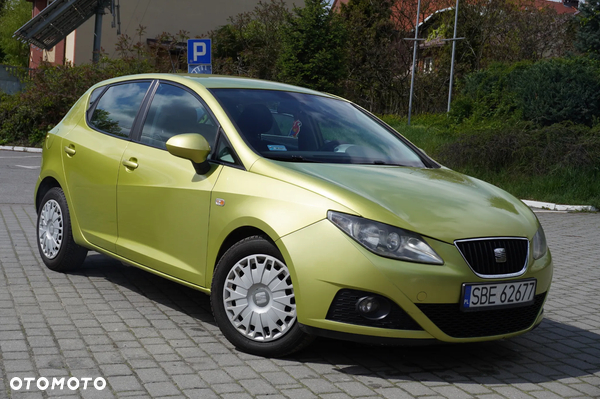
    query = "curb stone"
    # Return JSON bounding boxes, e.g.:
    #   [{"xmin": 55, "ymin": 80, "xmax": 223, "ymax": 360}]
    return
[
  {"xmin": 0, "ymin": 145, "xmax": 42, "ymax": 153},
  {"xmin": 521, "ymin": 199, "xmax": 597, "ymax": 212},
  {"xmin": 1, "ymin": 145, "xmax": 596, "ymax": 212}
]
